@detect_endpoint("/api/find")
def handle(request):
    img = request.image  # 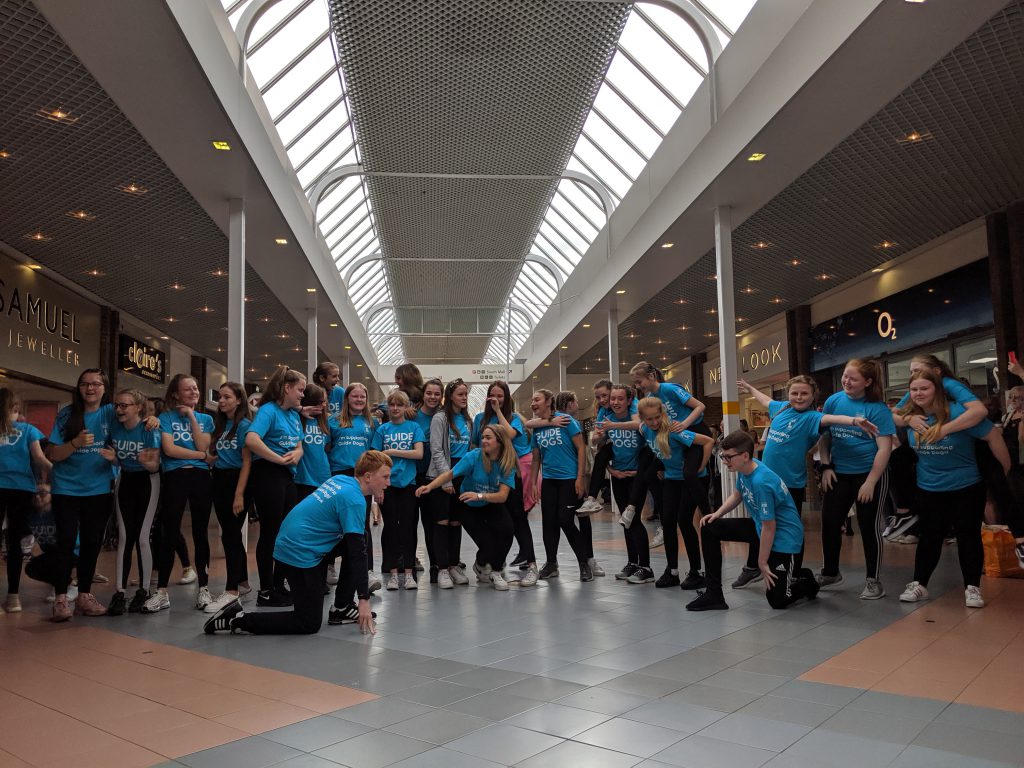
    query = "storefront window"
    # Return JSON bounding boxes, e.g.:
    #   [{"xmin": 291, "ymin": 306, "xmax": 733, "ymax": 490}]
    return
[{"xmin": 954, "ymin": 337, "xmax": 998, "ymax": 397}]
